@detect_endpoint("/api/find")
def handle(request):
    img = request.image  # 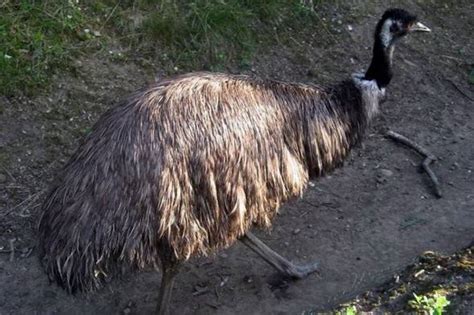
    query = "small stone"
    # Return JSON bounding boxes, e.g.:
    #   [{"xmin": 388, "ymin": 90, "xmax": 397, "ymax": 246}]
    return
[
  {"xmin": 380, "ymin": 169, "xmax": 393, "ymax": 177},
  {"xmin": 347, "ymin": 25, "xmax": 353, "ymax": 31},
  {"xmin": 293, "ymin": 228, "xmax": 301, "ymax": 235},
  {"xmin": 243, "ymin": 275, "xmax": 253, "ymax": 283},
  {"xmin": 123, "ymin": 308, "xmax": 131, "ymax": 314}
]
